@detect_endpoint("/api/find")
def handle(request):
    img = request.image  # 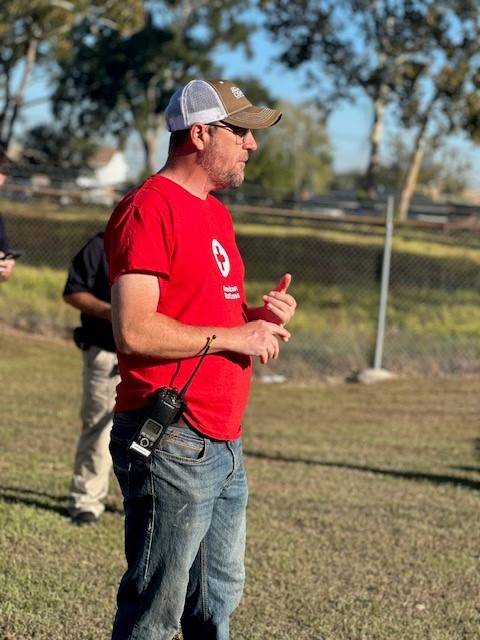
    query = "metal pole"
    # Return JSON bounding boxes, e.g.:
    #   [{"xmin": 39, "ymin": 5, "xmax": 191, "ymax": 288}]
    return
[{"xmin": 373, "ymin": 196, "xmax": 394, "ymax": 370}]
